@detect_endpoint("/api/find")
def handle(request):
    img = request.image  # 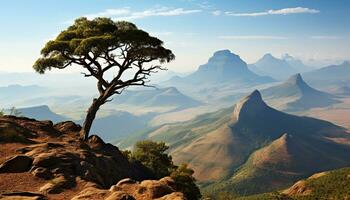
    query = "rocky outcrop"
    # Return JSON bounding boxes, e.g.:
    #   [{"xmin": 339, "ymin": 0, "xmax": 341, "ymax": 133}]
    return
[
  {"xmin": 0, "ymin": 116, "xmax": 186, "ymax": 200},
  {"xmin": 0, "ymin": 155, "xmax": 33, "ymax": 173},
  {"xmin": 72, "ymin": 177, "xmax": 186, "ymax": 200}
]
